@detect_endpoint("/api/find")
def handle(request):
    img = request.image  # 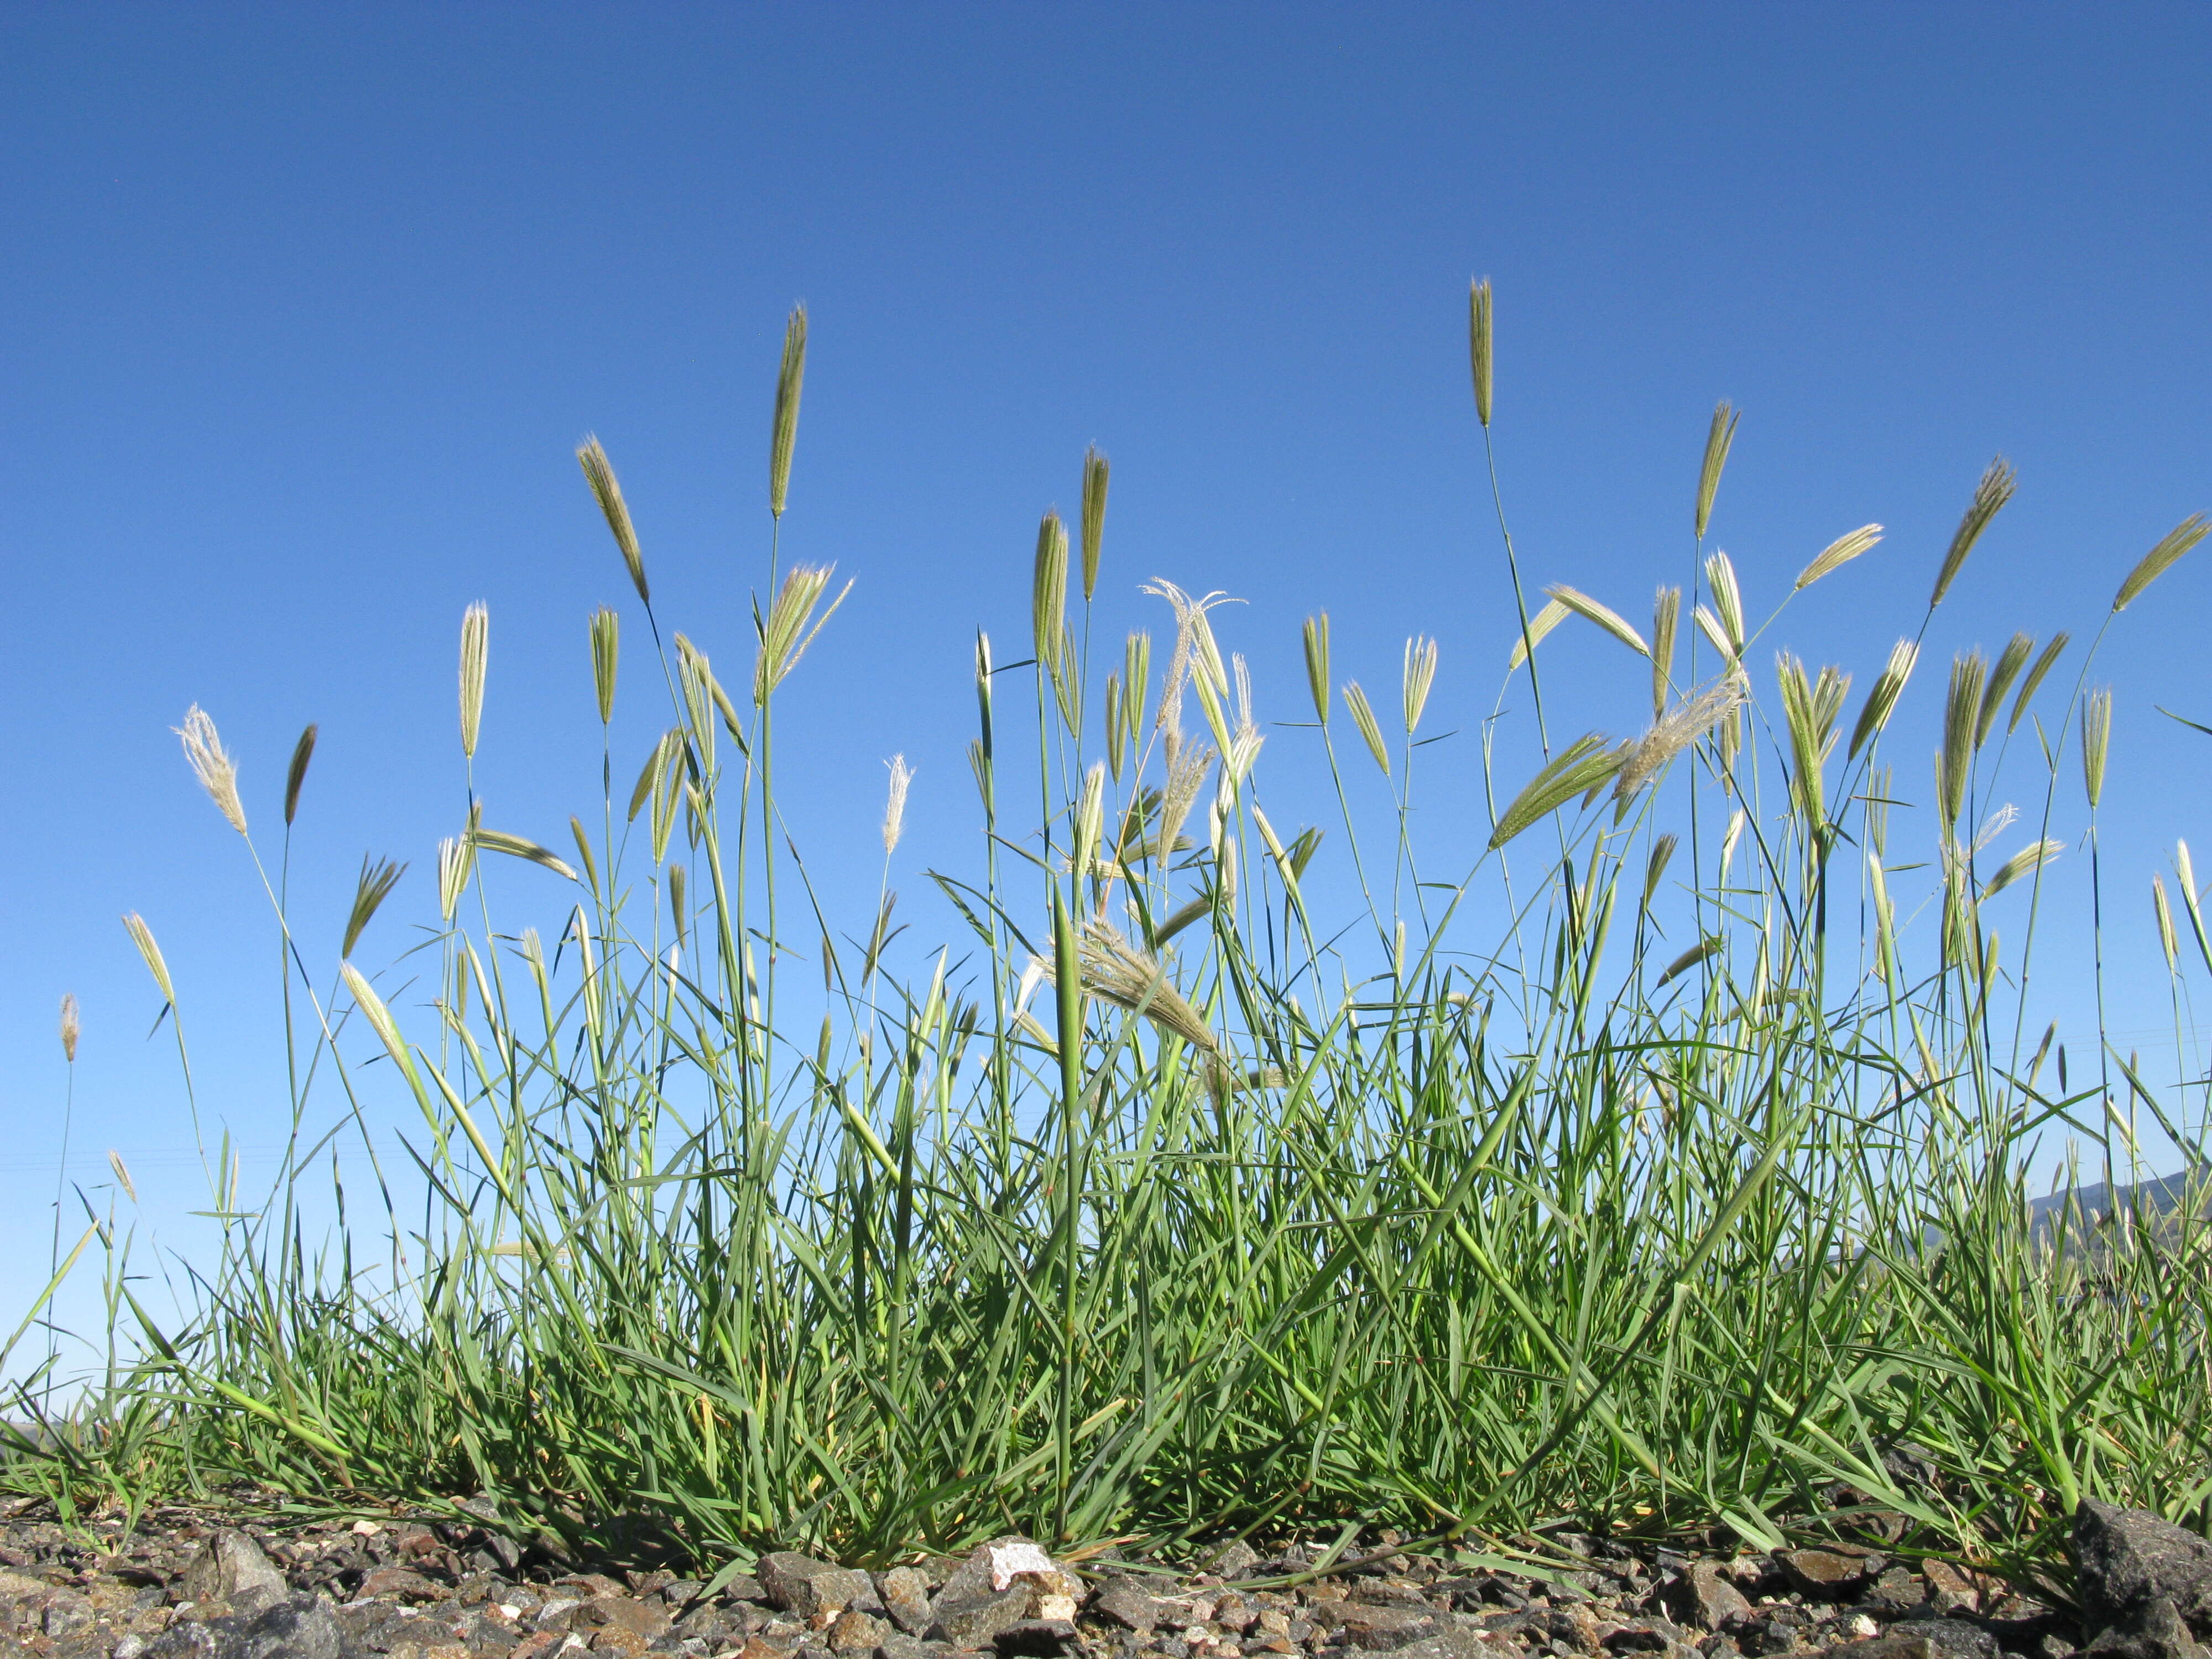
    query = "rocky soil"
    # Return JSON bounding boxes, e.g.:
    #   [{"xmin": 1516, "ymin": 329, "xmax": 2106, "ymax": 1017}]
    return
[{"xmin": 0, "ymin": 1496, "xmax": 2205, "ymax": 1659}]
